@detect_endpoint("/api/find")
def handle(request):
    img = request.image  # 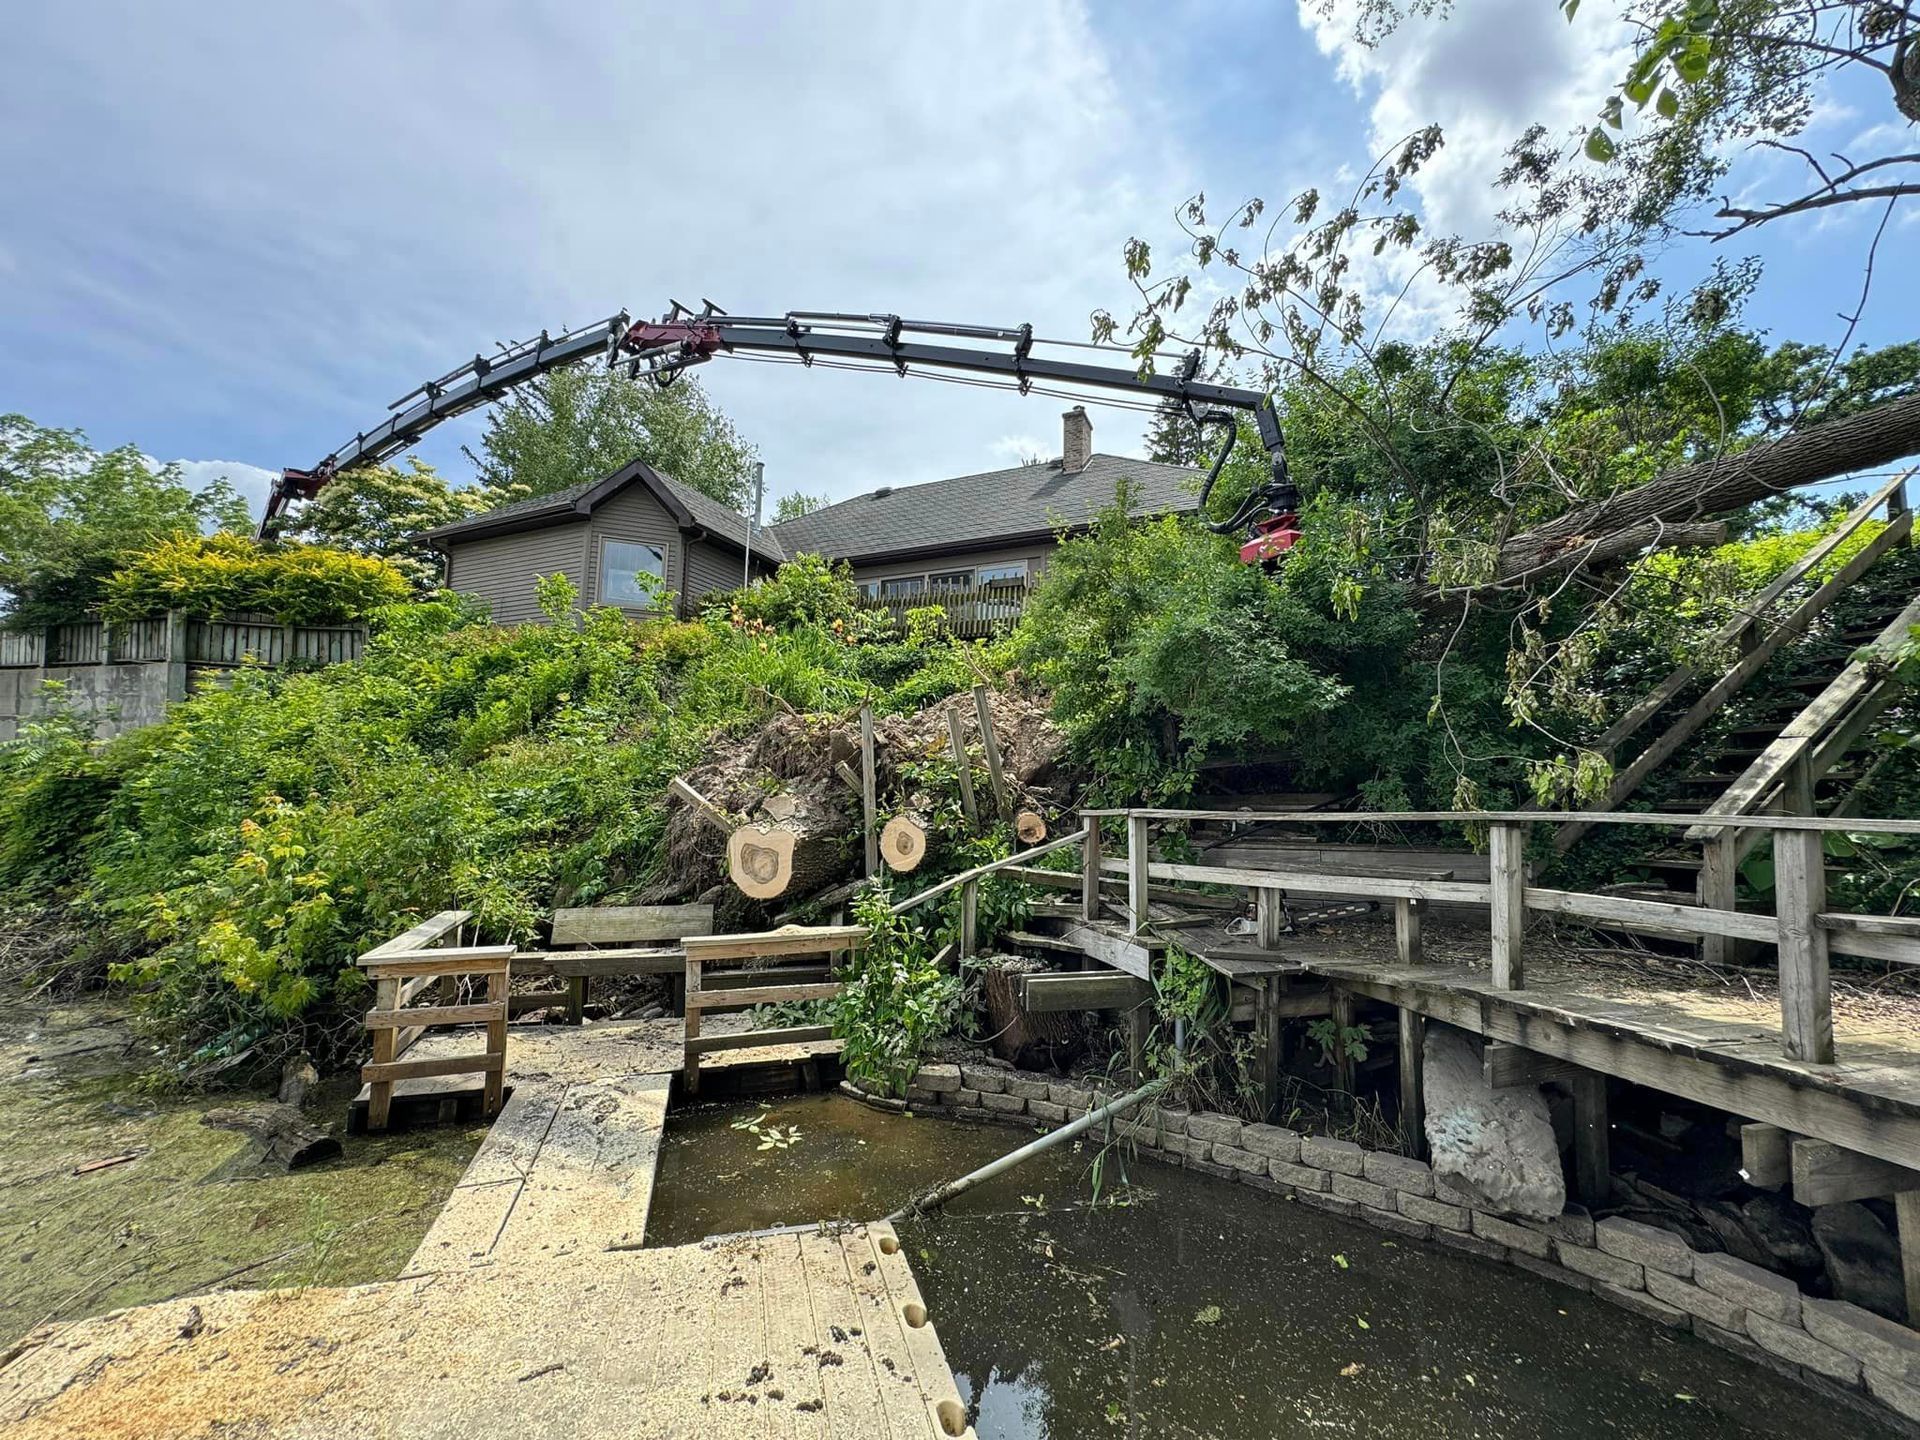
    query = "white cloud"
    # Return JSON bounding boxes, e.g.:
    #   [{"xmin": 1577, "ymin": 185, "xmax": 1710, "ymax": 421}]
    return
[
  {"xmin": 168, "ymin": 458, "xmax": 277, "ymax": 520},
  {"xmin": 988, "ymin": 433, "xmax": 1054, "ymax": 466}
]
